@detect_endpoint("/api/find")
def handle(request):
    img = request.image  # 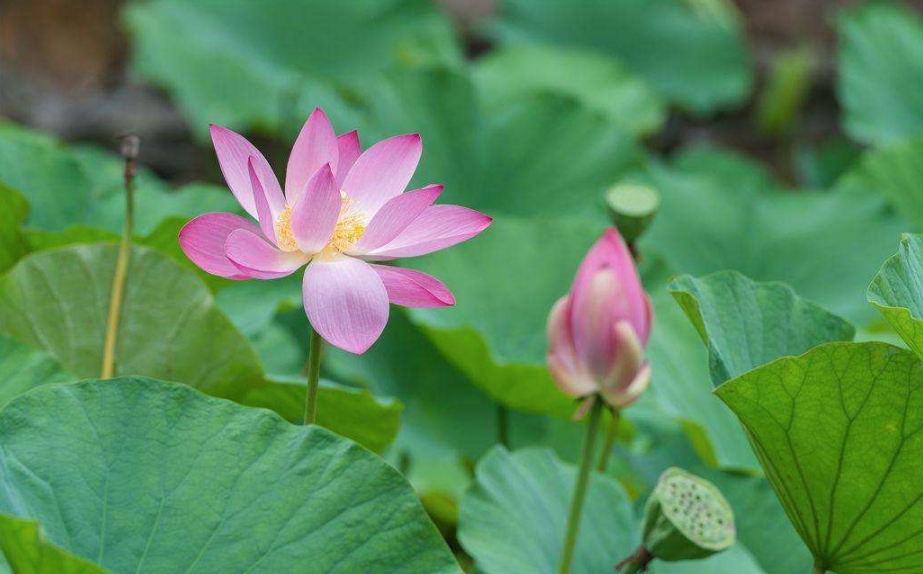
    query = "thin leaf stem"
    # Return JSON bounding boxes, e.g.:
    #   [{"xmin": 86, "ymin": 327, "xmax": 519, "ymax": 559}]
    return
[
  {"xmin": 101, "ymin": 136, "xmax": 139, "ymax": 379},
  {"xmin": 556, "ymin": 397, "xmax": 603, "ymax": 574}
]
